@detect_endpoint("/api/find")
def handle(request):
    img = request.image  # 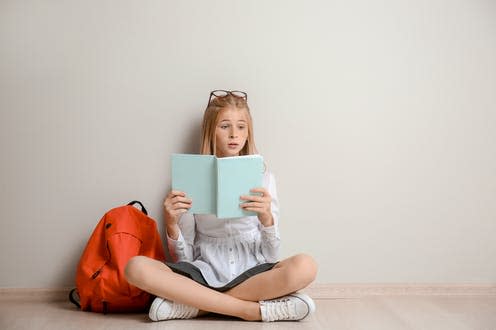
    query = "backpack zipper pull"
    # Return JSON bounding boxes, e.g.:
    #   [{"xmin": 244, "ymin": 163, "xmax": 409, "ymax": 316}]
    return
[{"xmin": 91, "ymin": 270, "xmax": 101, "ymax": 279}]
